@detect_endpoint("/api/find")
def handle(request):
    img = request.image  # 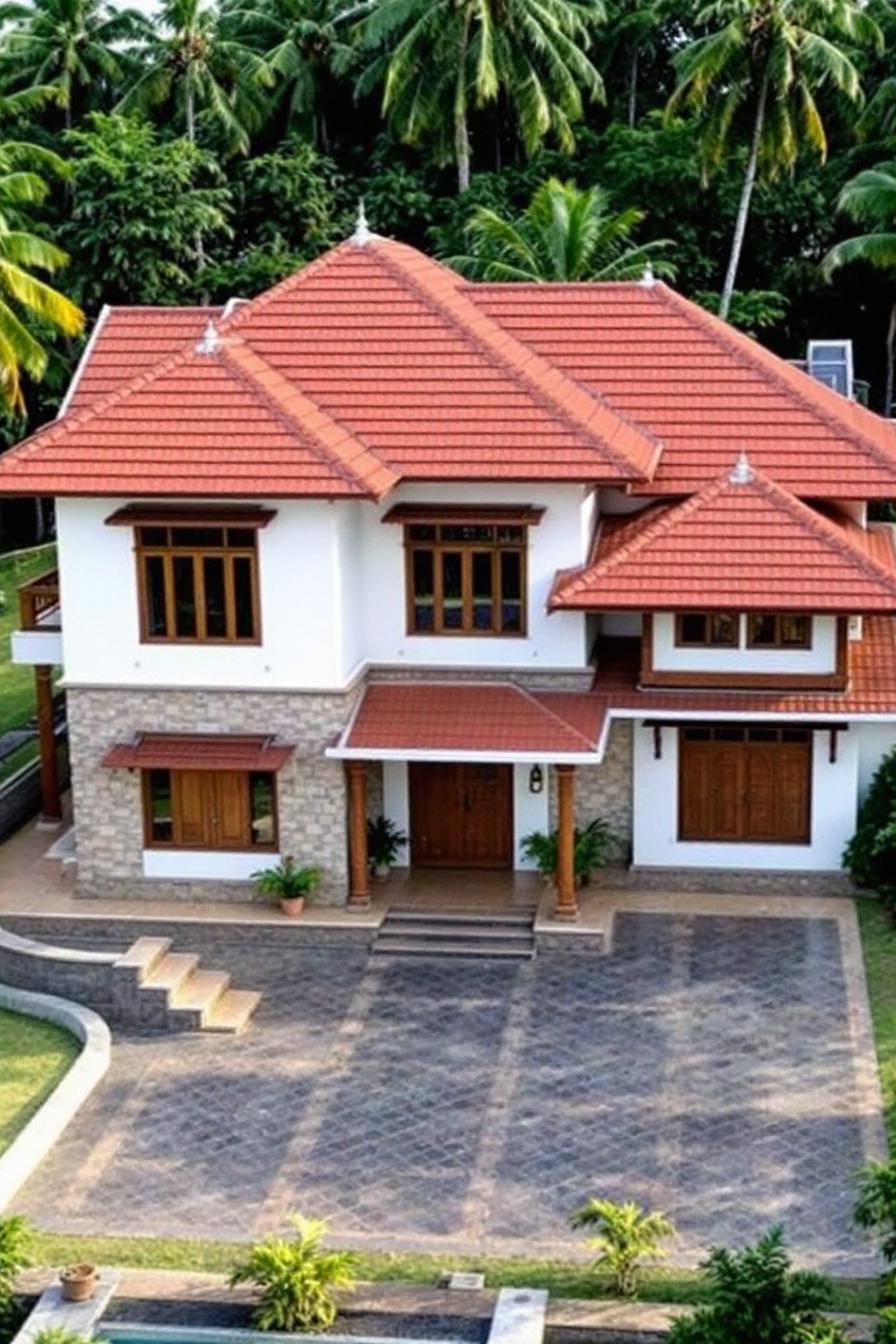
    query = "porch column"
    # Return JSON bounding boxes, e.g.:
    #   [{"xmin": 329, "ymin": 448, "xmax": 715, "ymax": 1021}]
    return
[
  {"xmin": 345, "ymin": 760, "xmax": 370, "ymax": 909},
  {"xmin": 554, "ymin": 764, "xmax": 578, "ymax": 920},
  {"xmin": 35, "ymin": 664, "xmax": 61, "ymax": 825}
]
